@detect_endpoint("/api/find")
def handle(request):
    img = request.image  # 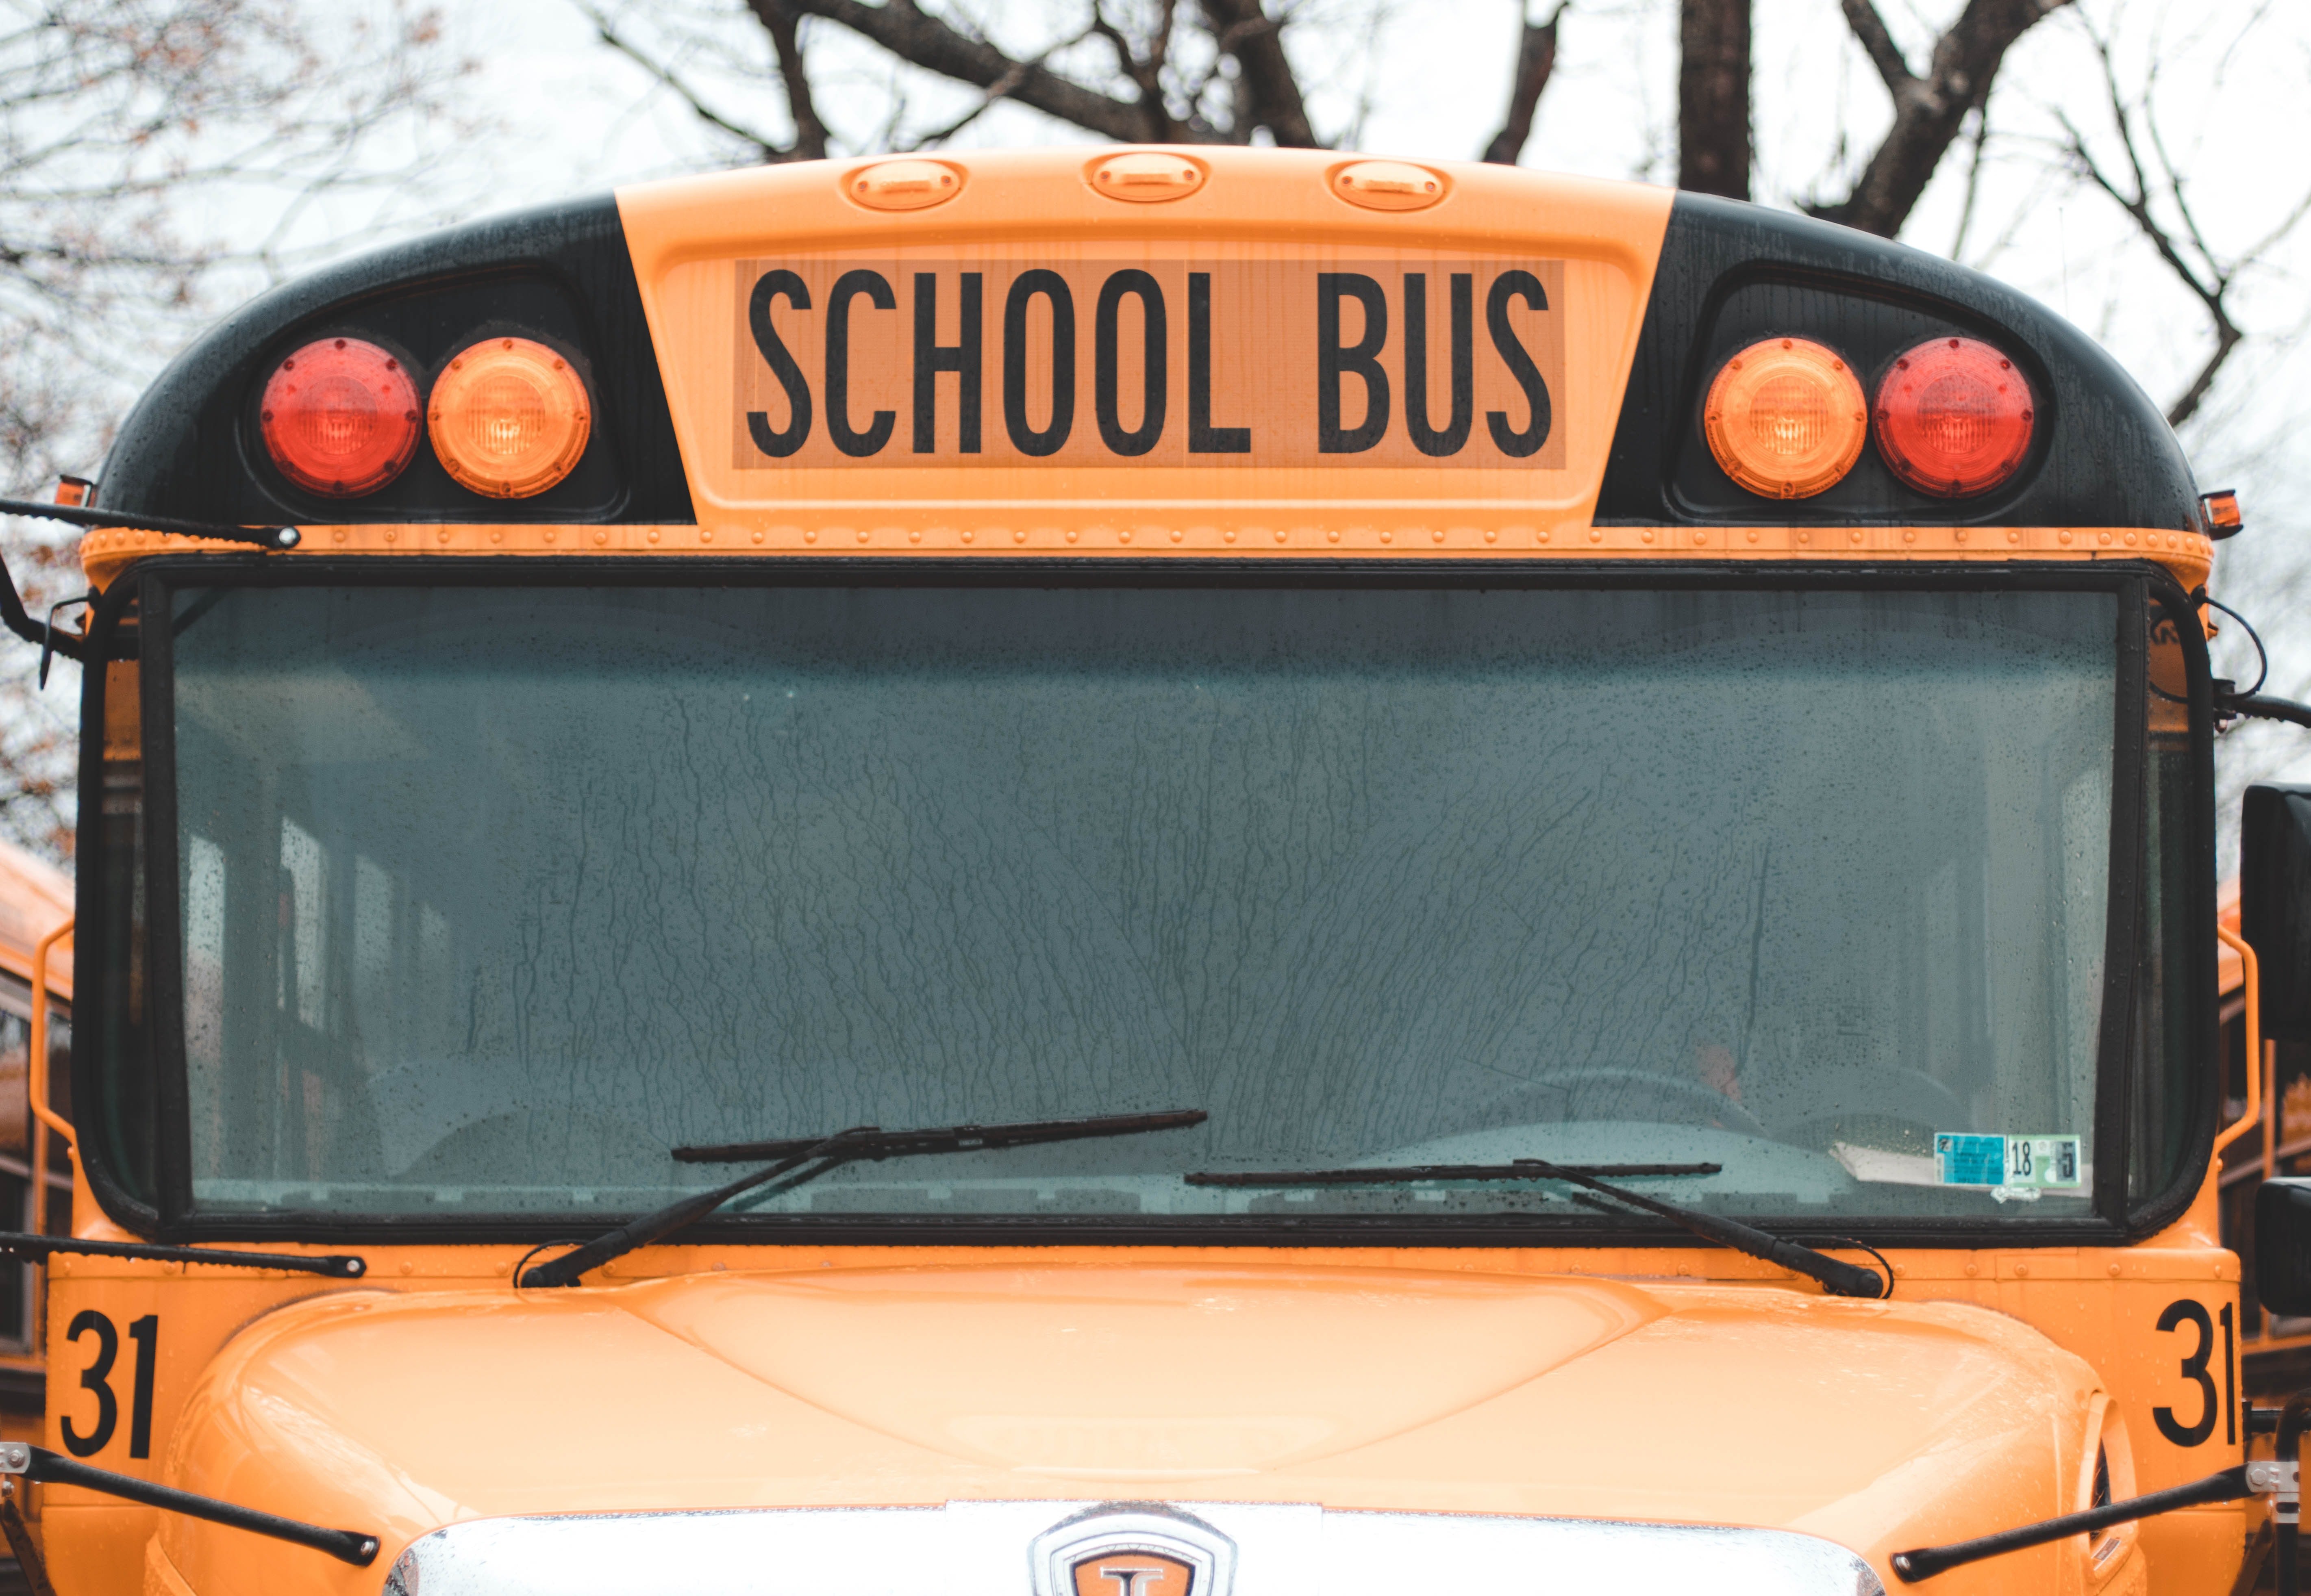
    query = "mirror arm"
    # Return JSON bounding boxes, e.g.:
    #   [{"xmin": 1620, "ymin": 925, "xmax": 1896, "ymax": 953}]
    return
[
  {"xmin": 1891, "ymin": 1466, "xmax": 2252, "ymax": 1581},
  {"xmin": 0, "ymin": 550, "xmax": 66, "ymax": 659},
  {"xmin": 0, "ymin": 497, "xmax": 295, "ymax": 551},
  {"xmin": 2232, "ymin": 695, "xmax": 2311, "ymax": 731},
  {"xmin": 0, "ymin": 497, "xmax": 300, "ymax": 669},
  {"xmin": 0, "ymin": 1443, "xmax": 376, "ymax": 1566}
]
